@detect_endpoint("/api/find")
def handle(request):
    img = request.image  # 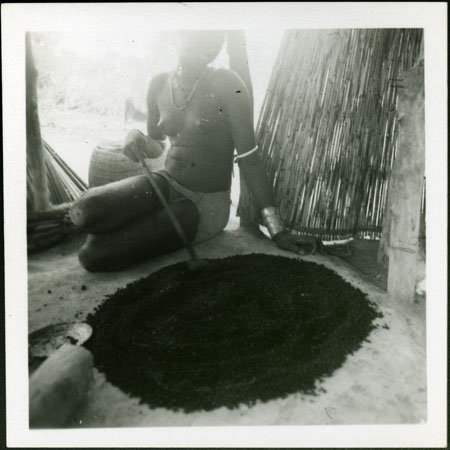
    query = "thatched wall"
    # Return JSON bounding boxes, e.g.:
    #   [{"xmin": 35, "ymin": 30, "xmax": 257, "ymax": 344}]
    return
[{"xmin": 238, "ymin": 29, "xmax": 423, "ymax": 240}]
